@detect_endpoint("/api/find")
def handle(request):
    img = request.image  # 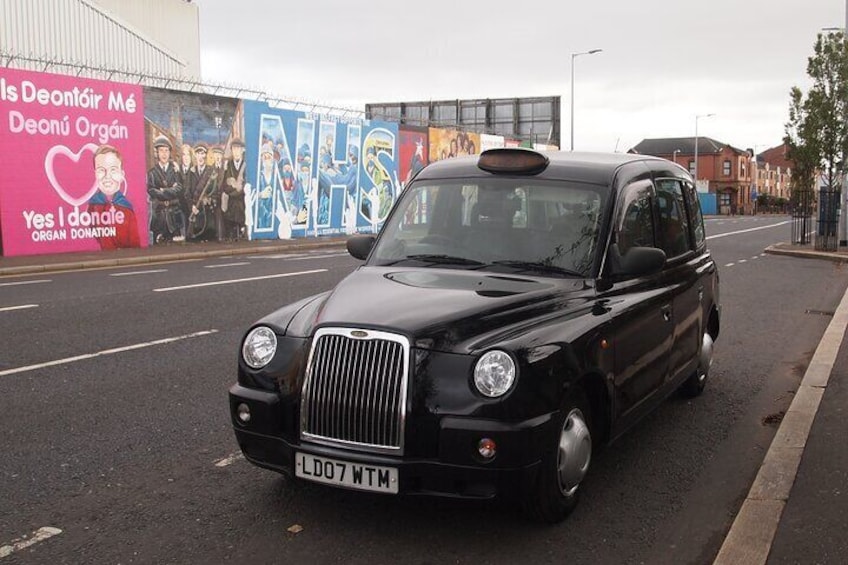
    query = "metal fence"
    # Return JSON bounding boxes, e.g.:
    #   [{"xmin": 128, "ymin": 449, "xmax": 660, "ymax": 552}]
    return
[
  {"xmin": 792, "ymin": 191, "xmax": 813, "ymax": 245},
  {"xmin": 816, "ymin": 189, "xmax": 840, "ymax": 251}
]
